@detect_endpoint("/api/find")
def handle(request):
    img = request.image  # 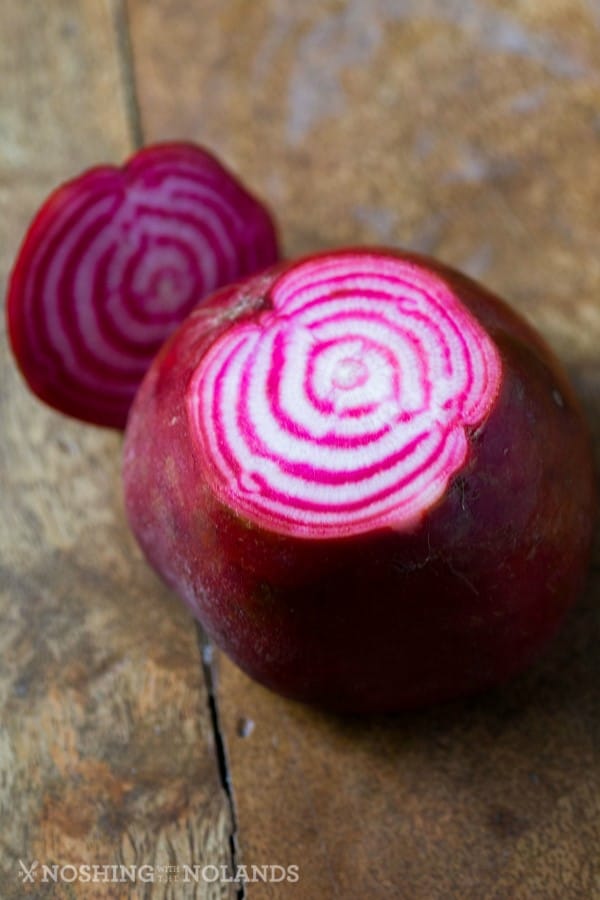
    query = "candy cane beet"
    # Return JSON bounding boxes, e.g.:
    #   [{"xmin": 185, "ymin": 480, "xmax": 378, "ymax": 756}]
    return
[
  {"xmin": 7, "ymin": 143, "xmax": 279, "ymax": 428},
  {"xmin": 189, "ymin": 253, "xmax": 501, "ymax": 538},
  {"xmin": 123, "ymin": 249, "xmax": 597, "ymax": 712}
]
